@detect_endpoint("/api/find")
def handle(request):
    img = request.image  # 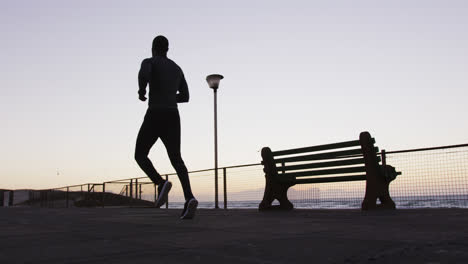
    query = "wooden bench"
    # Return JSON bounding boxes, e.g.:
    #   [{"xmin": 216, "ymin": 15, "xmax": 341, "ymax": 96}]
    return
[{"xmin": 259, "ymin": 131, "xmax": 400, "ymax": 210}]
